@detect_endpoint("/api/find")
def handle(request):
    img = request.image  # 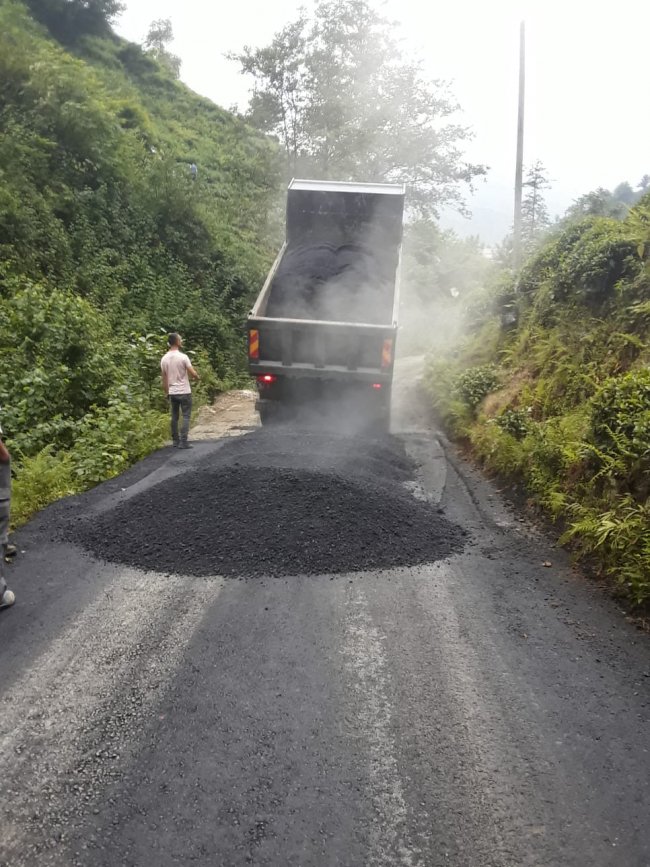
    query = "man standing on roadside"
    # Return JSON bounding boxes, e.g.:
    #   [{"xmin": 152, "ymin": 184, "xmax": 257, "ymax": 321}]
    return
[
  {"xmin": 161, "ymin": 333, "xmax": 200, "ymax": 449},
  {"xmin": 0, "ymin": 424, "xmax": 16, "ymax": 610}
]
